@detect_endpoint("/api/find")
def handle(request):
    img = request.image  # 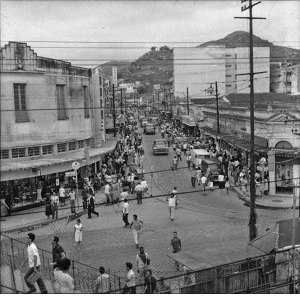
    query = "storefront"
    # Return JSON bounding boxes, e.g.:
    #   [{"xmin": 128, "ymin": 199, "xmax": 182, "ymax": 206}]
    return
[{"xmin": 181, "ymin": 115, "xmax": 197, "ymax": 136}]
